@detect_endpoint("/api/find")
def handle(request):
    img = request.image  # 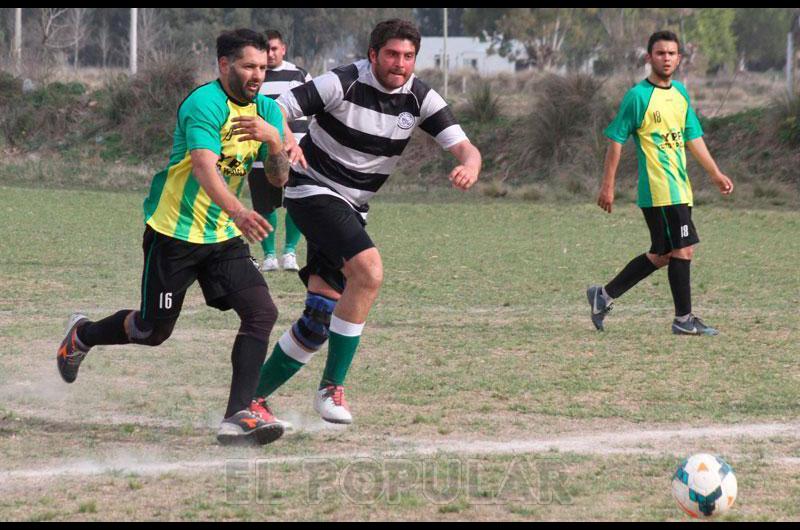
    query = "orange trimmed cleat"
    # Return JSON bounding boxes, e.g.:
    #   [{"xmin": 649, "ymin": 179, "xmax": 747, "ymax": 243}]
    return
[
  {"xmin": 57, "ymin": 313, "xmax": 91, "ymax": 383},
  {"xmin": 251, "ymin": 397, "xmax": 293, "ymax": 432},
  {"xmin": 217, "ymin": 406, "xmax": 284, "ymax": 446}
]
